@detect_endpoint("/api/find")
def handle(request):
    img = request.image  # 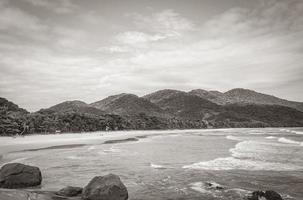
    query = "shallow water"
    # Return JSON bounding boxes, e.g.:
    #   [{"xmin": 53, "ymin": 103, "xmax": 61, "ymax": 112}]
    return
[{"xmin": 1, "ymin": 128, "xmax": 303, "ymax": 199}]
